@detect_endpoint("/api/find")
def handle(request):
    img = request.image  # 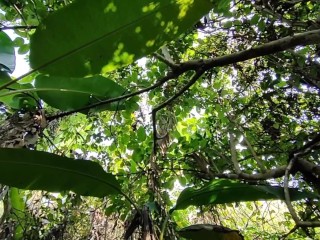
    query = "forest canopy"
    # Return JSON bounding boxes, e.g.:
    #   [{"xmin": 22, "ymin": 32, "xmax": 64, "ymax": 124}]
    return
[{"xmin": 0, "ymin": 0, "xmax": 320, "ymax": 239}]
